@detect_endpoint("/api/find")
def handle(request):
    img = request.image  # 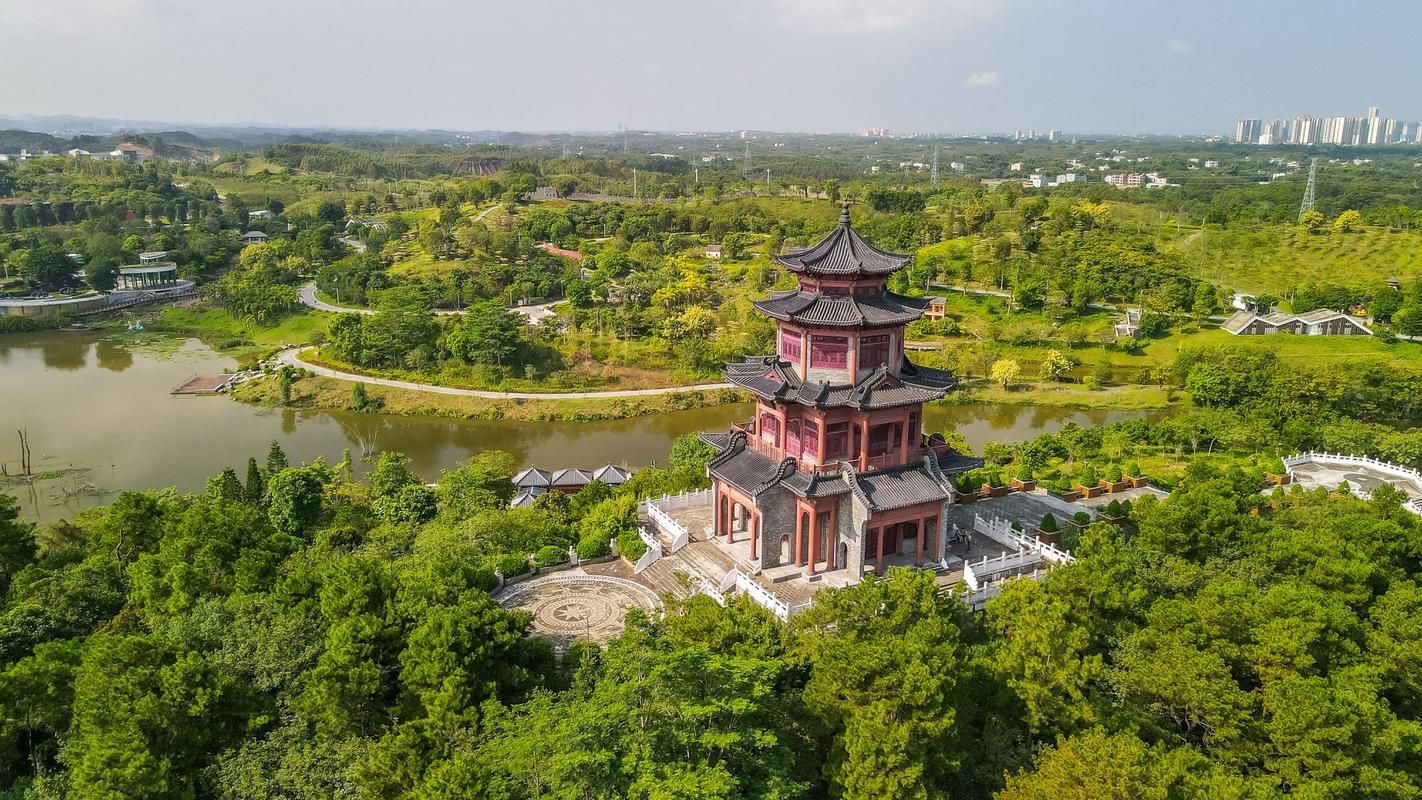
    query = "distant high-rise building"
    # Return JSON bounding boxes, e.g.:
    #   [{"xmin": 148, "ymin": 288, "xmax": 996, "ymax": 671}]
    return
[
  {"xmin": 1292, "ymin": 116, "xmax": 1321, "ymax": 145},
  {"xmin": 1321, "ymin": 116, "xmax": 1350, "ymax": 145},
  {"xmin": 1236, "ymin": 118, "xmax": 1262, "ymax": 144},
  {"xmin": 1367, "ymin": 105, "xmax": 1382, "ymax": 120},
  {"xmin": 1048, "ymin": 129, "xmax": 1060, "ymax": 142}
]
